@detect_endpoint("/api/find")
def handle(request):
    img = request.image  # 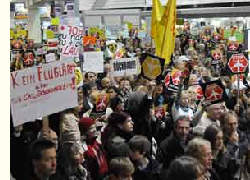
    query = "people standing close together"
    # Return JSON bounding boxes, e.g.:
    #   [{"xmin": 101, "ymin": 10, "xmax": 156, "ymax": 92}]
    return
[{"xmin": 11, "ymin": 33, "xmax": 250, "ymax": 180}]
